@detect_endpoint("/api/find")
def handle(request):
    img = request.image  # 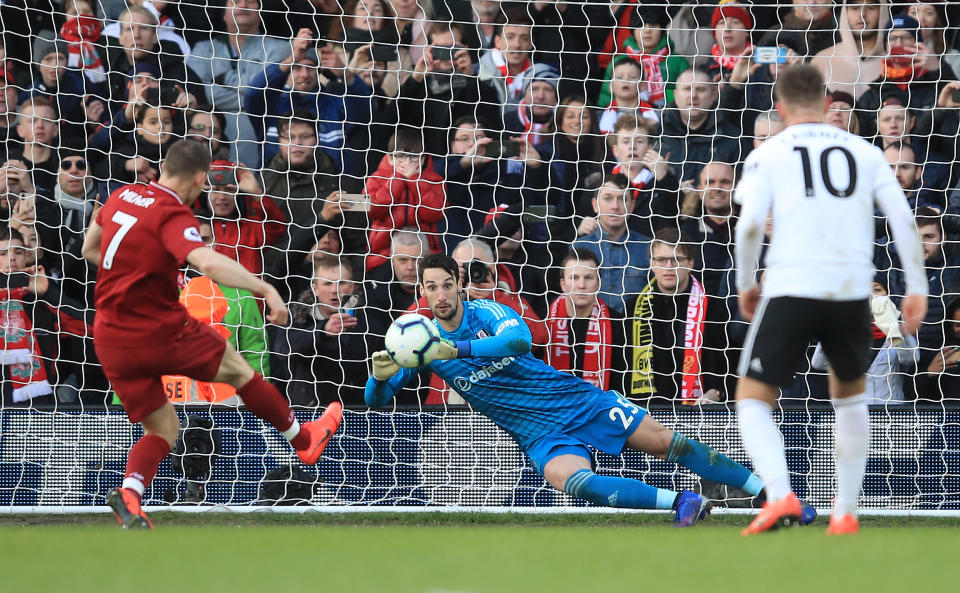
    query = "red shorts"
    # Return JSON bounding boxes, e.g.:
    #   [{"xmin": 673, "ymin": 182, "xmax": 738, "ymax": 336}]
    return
[{"xmin": 95, "ymin": 318, "xmax": 228, "ymax": 423}]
